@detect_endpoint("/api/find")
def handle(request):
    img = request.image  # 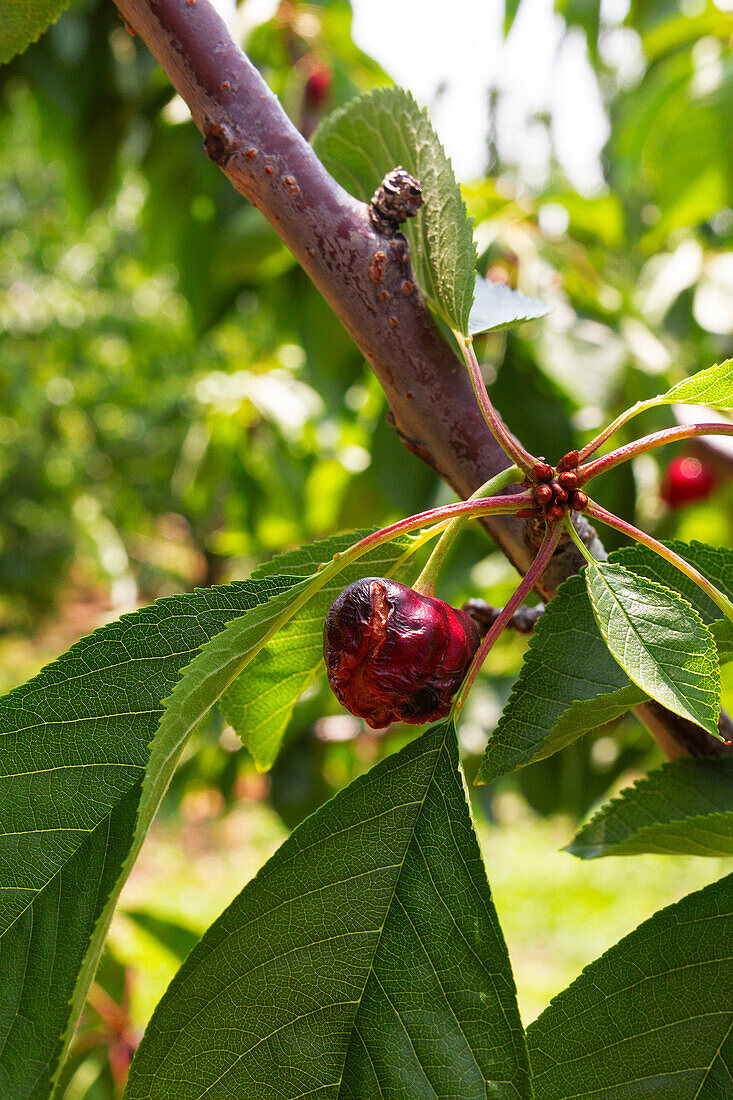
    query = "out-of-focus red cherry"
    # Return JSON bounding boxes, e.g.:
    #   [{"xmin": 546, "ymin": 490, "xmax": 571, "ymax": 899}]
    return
[
  {"xmin": 304, "ymin": 62, "xmax": 333, "ymax": 108},
  {"xmin": 660, "ymin": 455, "xmax": 715, "ymax": 508}
]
